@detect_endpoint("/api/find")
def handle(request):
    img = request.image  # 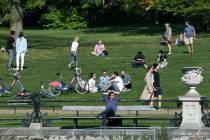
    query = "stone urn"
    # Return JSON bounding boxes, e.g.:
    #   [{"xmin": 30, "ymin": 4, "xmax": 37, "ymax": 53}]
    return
[
  {"xmin": 179, "ymin": 66, "xmax": 204, "ymax": 129},
  {"xmin": 181, "ymin": 67, "xmax": 203, "ymax": 97}
]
